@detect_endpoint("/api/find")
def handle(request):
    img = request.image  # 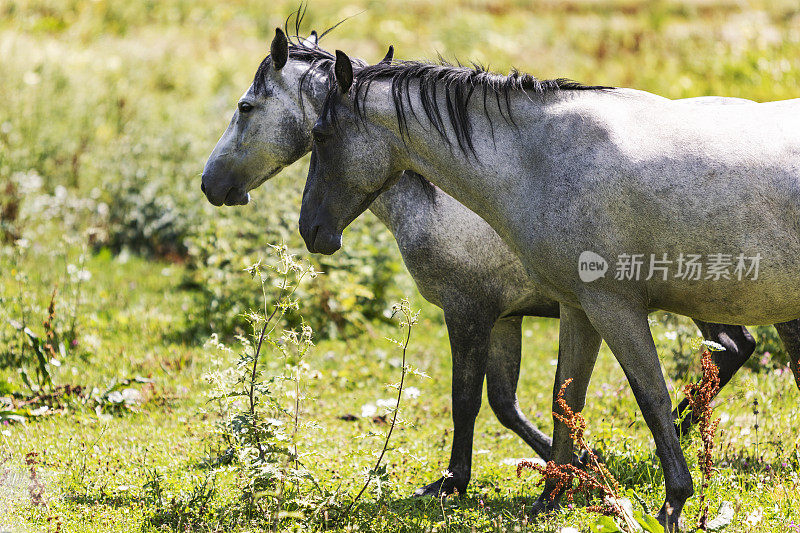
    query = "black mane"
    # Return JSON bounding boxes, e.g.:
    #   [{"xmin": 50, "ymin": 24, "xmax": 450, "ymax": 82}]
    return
[{"xmin": 340, "ymin": 59, "xmax": 613, "ymax": 155}]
